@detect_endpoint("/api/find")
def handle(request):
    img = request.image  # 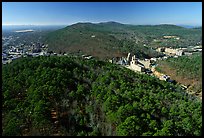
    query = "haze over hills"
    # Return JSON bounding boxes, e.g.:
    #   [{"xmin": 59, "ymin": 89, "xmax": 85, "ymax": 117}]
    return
[
  {"xmin": 176, "ymin": 24, "xmax": 202, "ymax": 28},
  {"xmin": 44, "ymin": 21, "xmax": 202, "ymax": 59},
  {"xmin": 2, "ymin": 25, "xmax": 66, "ymax": 32}
]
